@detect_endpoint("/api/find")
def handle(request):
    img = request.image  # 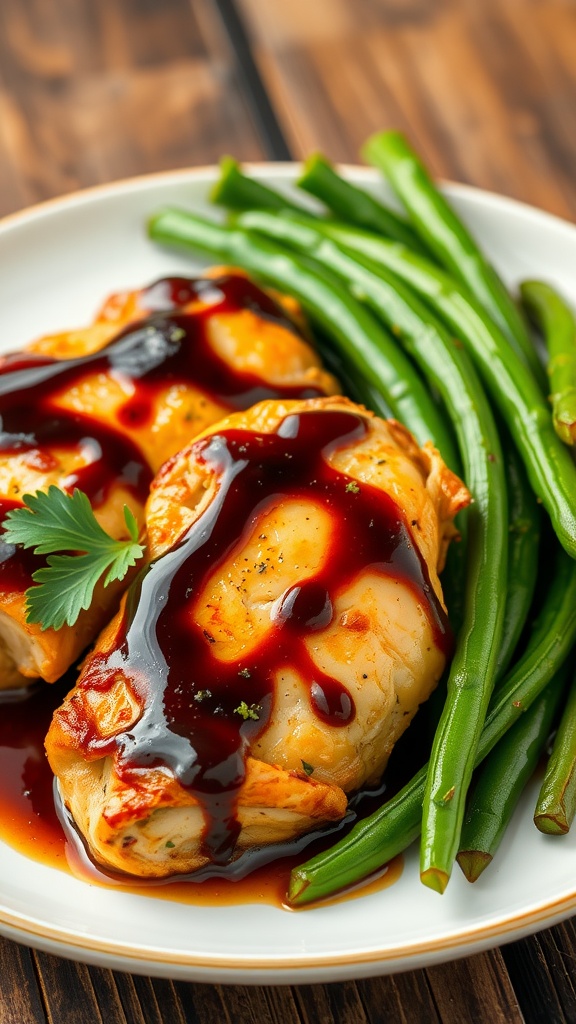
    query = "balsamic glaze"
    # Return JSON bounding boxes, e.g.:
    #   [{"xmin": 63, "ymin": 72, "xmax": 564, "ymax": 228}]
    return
[
  {"xmin": 70, "ymin": 408, "xmax": 450, "ymax": 866},
  {"xmin": 0, "ymin": 273, "xmax": 323, "ymax": 595},
  {"xmin": 0, "ymin": 673, "xmax": 405, "ymax": 904}
]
